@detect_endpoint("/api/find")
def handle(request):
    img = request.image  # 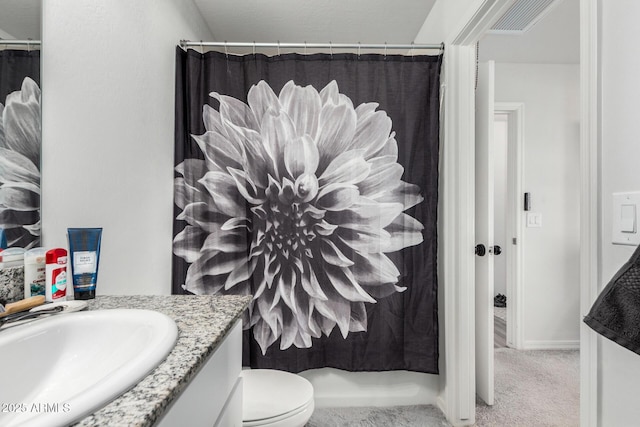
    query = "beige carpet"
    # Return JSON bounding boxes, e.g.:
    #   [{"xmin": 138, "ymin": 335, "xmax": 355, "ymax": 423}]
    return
[
  {"xmin": 307, "ymin": 404, "xmax": 449, "ymax": 426},
  {"xmin": 306, "ymin": 349, "xmax": 578, "ymax": 427},
  {"xmin": 494, "ymin": 316, "xmax": 507, "ymax": 348},
  {"xmin": 475, "ymin": 349, "xmax": 579, "ymax": 426}
]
